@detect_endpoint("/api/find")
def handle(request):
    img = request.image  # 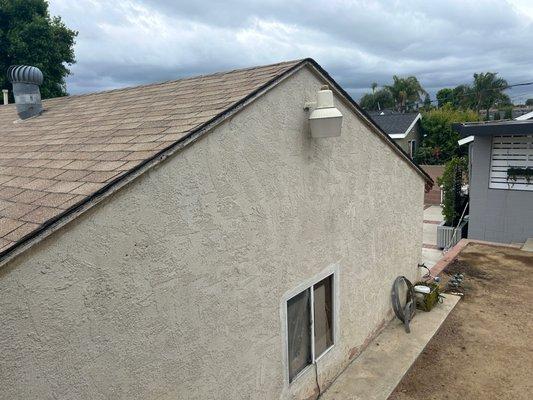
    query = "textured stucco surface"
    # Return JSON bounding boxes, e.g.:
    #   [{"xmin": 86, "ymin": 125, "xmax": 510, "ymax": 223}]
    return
[
  {"xmin": 468, "ymin": 136, "xmax": 533, "ymax": 243},
  {"xmin": 0, "ymin": 66, "xmax": 424, "ymax": 400}
]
